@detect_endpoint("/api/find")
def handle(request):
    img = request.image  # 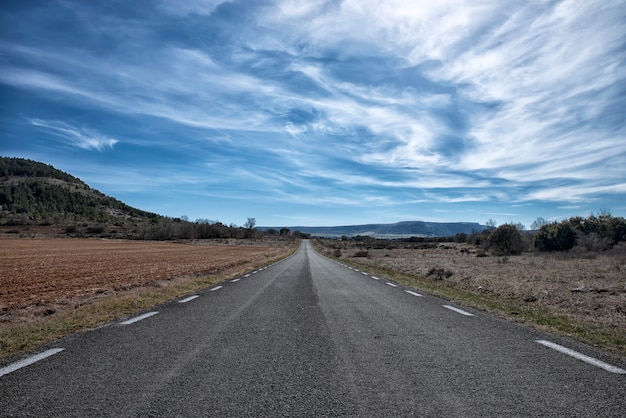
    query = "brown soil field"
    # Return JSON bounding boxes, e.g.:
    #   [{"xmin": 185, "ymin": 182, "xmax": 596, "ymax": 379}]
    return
[
  {"xmin": 0, "ymin": 238, "xmax": 293, "ymax": 324},
  {"xmin": 316, "ymin": 239, "xmax": 626, "ymax": 352}
]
